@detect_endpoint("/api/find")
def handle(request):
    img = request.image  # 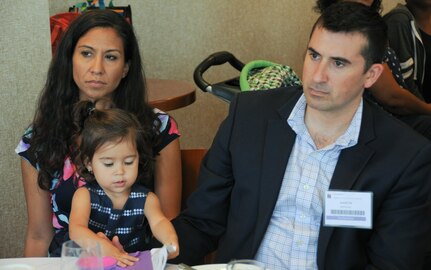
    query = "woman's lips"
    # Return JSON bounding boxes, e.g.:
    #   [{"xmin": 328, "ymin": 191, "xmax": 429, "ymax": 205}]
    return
[{"xmin": 86, "ymin": 80, "xmax": 107, "ymax": 88}]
